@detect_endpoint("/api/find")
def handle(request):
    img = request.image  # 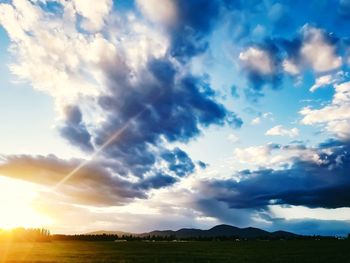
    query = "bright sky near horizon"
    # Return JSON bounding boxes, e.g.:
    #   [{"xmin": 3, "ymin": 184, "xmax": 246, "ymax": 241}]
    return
[{"xmin": 0, "ymin": 0, "xmax": 350, "ymax": 236}]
